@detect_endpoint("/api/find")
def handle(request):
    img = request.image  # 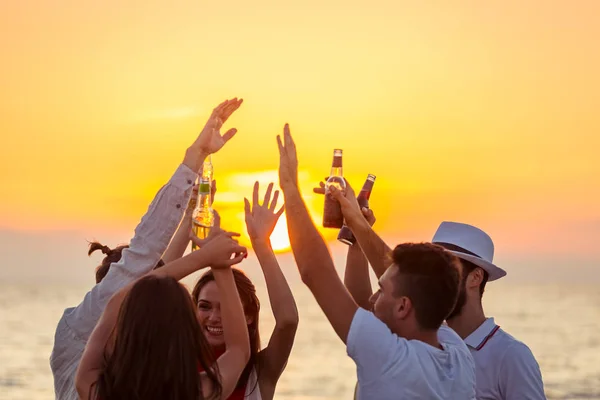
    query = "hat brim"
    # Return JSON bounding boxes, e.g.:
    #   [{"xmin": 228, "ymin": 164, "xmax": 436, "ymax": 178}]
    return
[{"xmin": 446, "ymin": 250, "xmax": 506, "ymax": 281}]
